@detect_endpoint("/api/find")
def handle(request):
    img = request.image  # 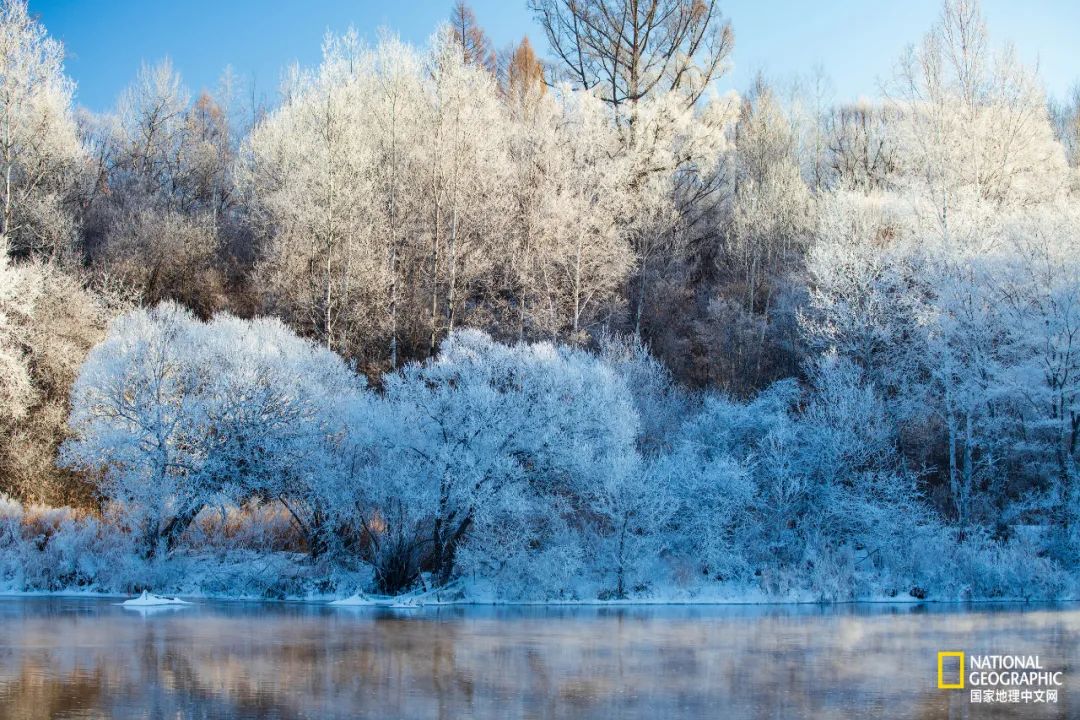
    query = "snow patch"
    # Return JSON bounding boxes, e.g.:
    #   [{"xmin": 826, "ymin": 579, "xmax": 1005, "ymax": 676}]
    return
[
  {"xmin": 329, "ymin": 592, "xmax": 425, "ymax": 608},
  {"xmin": 121, "ymin": 590, "xmax": 192, "ymax": 607},
  {"xmin": 329, "ymin": 593, "xmax": 381, "ymax": 606}
]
